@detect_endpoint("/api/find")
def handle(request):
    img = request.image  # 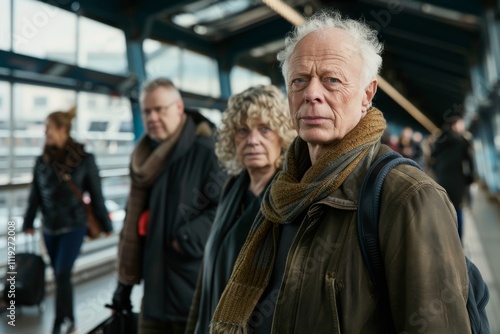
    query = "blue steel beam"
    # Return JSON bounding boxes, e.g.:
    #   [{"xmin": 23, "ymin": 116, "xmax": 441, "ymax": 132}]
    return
[{"xmin": 0, "ymin": 50, "xmax": 131, "ymax": 94}]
